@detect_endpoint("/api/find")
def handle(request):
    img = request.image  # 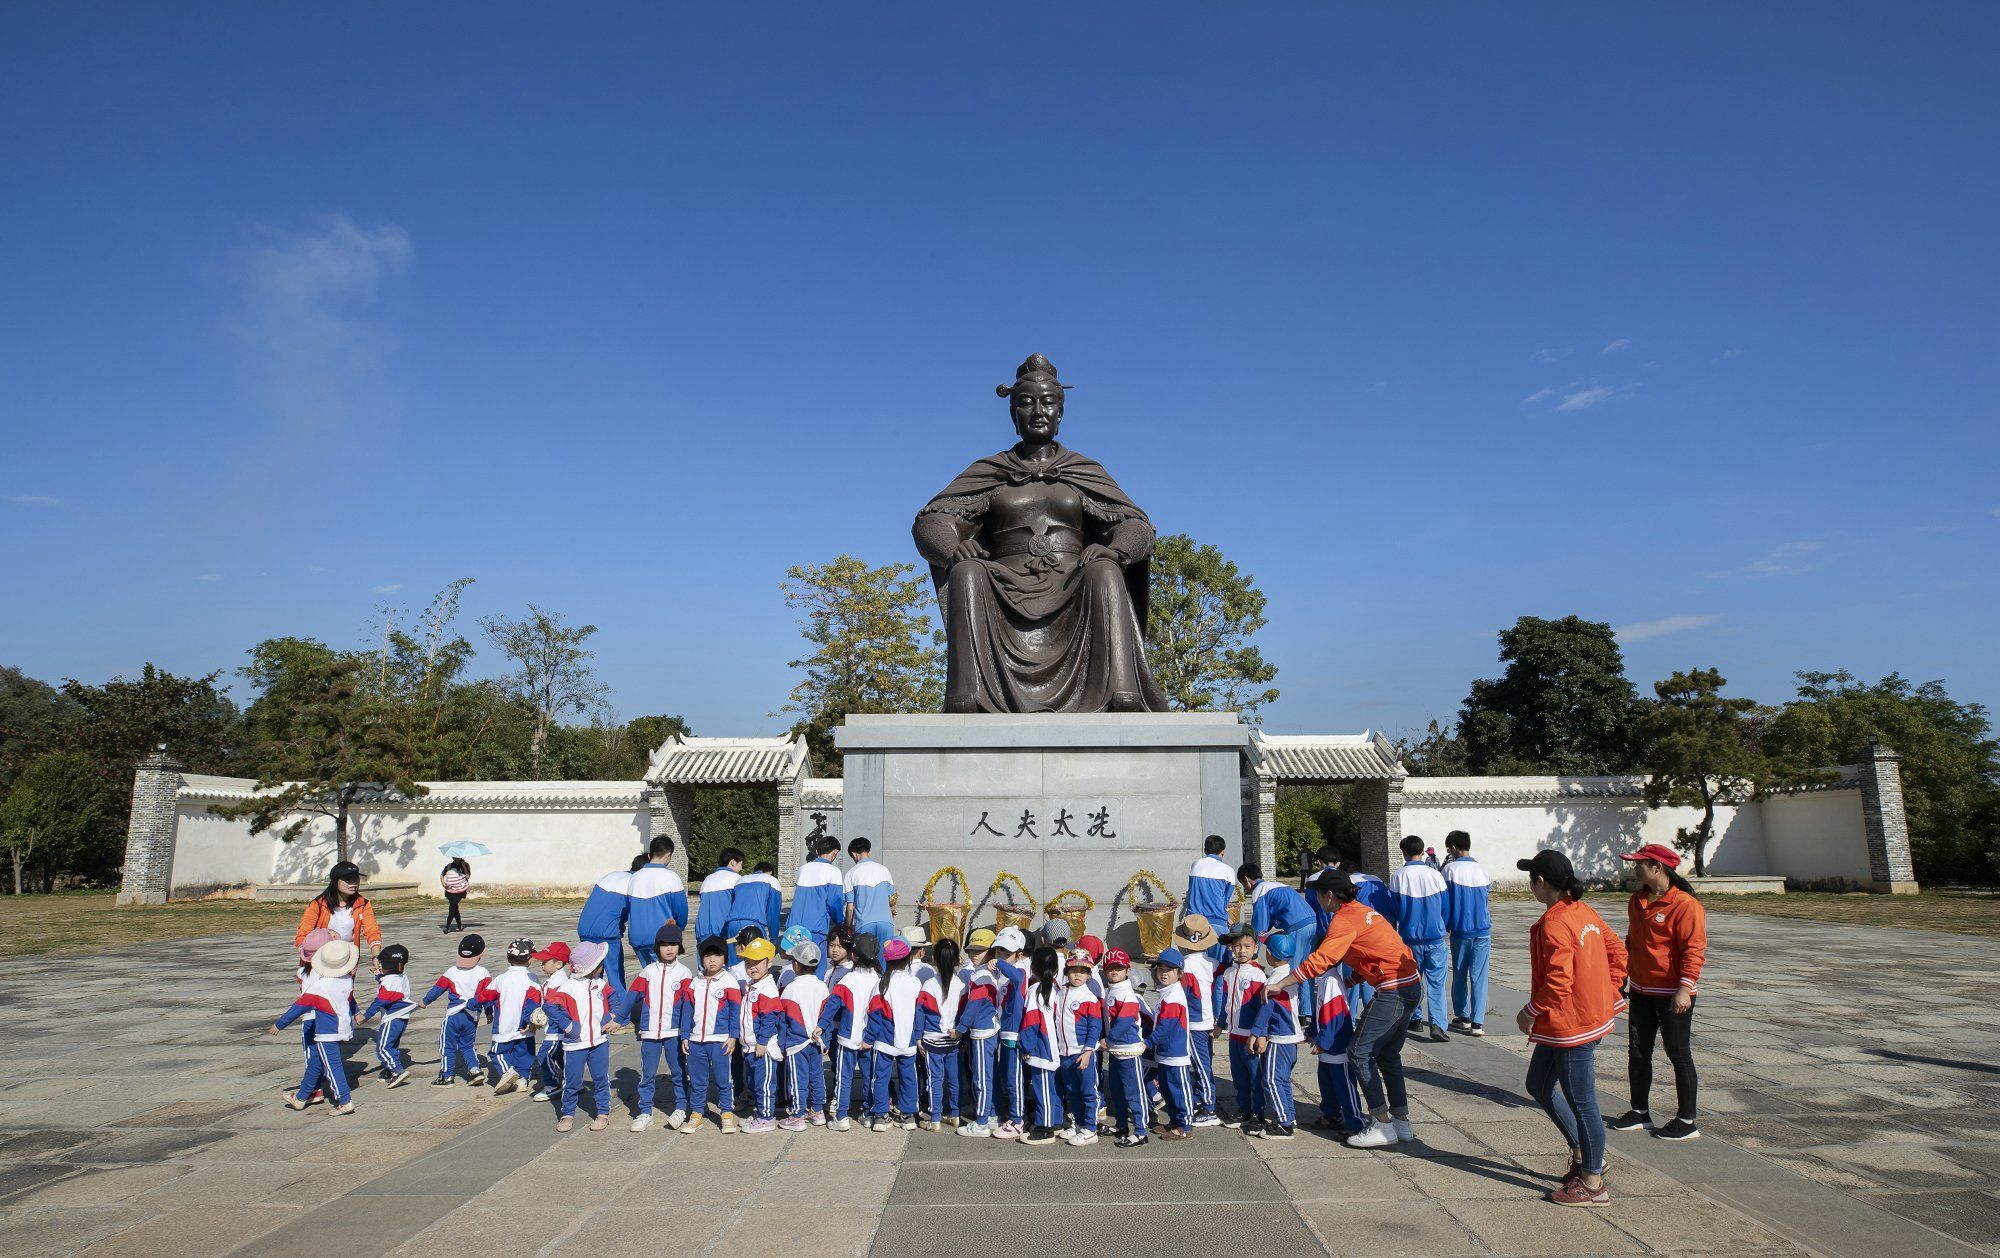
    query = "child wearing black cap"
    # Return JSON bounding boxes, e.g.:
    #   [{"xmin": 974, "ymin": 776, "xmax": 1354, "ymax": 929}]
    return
[
  {"xmin": 358, "ymin": 943, "xmax": 416, "ymax": 1087},
  {"xmin": 425, "ymin": 933, "xmax": 491, "ymax": 1086},
  {"xmin": 481, "ymin": 938, "xmax": 543, "ymax": 1095},
  {"xmin": 627, "ymin": 925, "xmax": 693, "ymax": 1131}
]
